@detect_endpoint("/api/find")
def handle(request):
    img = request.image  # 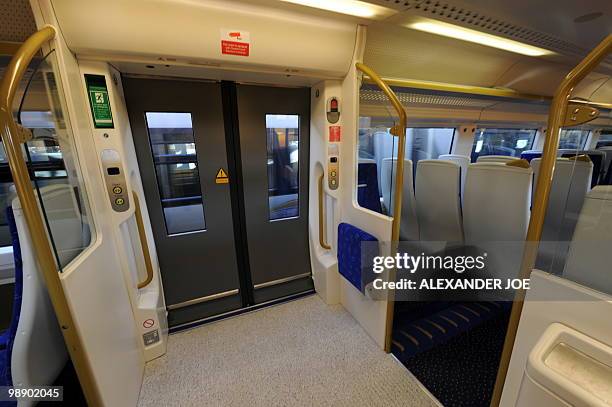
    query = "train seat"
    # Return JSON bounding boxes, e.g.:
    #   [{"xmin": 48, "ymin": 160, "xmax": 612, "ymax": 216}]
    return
[
  {"xmin": 463, "ymin": 162, "xmax": 532, "ymax": 284},
  {"xmin": 415, "ymin": 160, "xmax": 464, "ymax": 247},
  {"xmin": 521, "ymin": 150, "xmax": 543, "ymax": 162},
  {"xmin": 438, "ymin": 154, "xmax": 469, "ymax": 201},
  {"xmin": 563, "ymin": 186, "xmax": 612, "ymax": 295},
  {"xmin": 559, "ymin": 150, "xmax": 605, "ymax": 187},
  {"xmin": 357, "ymin": 161, "xmax": 383, "ymax": 214},
  {"xmin": 381, "ymin": 158, "xmax": 419, "ymax": 241},
  {"xmin": 597, "ymin": 146, "xmax": 612, "ymax": 184},
  {"xmin": 0, "ymin": 208, "xmax": 22, "ymax": 387},
  {"xmin": 6, "ymin": 197, "xmax": 68, "ymax": 392},
  {"xmin": 476, "ymin": 155, "xmax": 518, "ymax": 164},
  {"xmin": 532, "ymin": 157, "xmax": 593, "ymax": 274}
]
